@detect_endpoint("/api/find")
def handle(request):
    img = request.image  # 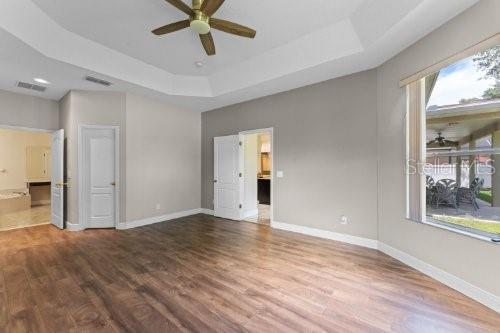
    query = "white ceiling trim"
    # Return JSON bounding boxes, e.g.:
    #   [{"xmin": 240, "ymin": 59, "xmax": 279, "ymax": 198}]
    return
[
  {"xmin": 0, "ymin": 0, "xmax": 482, "ymax": 112},
  {"xmin": 209, "ymin": 20, "xmax": 364, "ymax": 95},
  {"xmin": 0, "ymin": 0, "xmax": 212, "ymax": 97},
  {"xmin": 0, "ymin": 0, "xmax": 367, "ymax": 99}
]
